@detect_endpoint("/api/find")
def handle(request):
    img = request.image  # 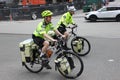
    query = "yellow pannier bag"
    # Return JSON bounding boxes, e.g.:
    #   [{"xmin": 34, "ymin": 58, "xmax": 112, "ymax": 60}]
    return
[
  {"xmin": 19, "ymin": 38, "xmax": 34, "ymax": 64},
  {"xmin": 72, "ymin": 39, "xmax": 83, "ymax": 53},
  {"xmin": 55, "ymin": 57, "xmax": 71, "ymax": 75}
]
